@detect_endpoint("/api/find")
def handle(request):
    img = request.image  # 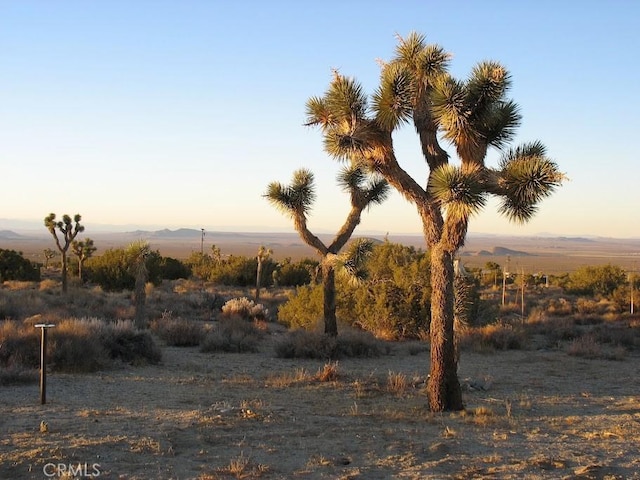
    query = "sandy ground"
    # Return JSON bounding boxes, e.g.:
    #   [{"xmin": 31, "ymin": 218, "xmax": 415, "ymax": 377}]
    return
[{"xmin": 1, "ymin": 330, "xmax": 639, "ymax": 480}]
